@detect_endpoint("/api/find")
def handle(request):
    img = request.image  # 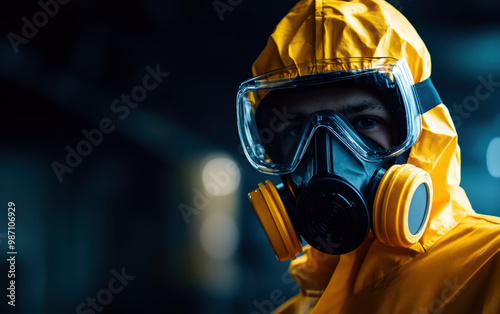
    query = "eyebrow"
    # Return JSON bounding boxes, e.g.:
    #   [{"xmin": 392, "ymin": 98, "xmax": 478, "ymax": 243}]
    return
[
  {"xmin": 270, "ymin": 99, "xmax": 389, "ymax": 123},
  {"xmin": 335, "ymin": 100, "xmax": 387, "ymax": 117}
]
